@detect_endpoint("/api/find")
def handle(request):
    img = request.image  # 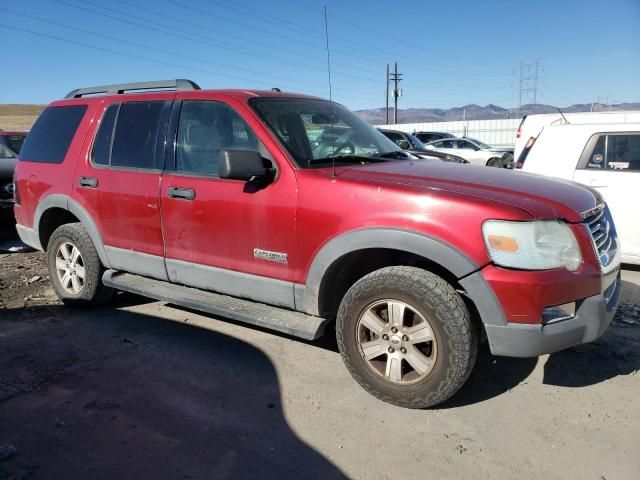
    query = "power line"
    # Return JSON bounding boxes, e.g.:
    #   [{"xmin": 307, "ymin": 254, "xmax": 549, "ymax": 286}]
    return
[
  {"xmin": 58, "ymin": 0, "xmax": 386, "ymax": 86},
  {"xmin": 0, "ymin": 22, "xmax": 371, "ymax": 103},
  {"xmin": 0, "ymin": 7, "xmax": 365, "ymax": 96}
]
